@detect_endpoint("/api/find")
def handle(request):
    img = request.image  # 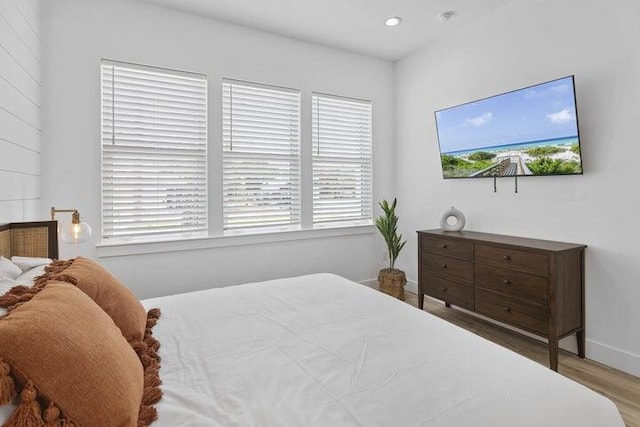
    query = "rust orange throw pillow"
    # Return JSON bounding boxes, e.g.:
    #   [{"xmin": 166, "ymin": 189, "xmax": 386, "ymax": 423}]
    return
[
  {"xmin": 55, "ymin": 257, "xmax": 147, "ymax": 343},
  {"xmin": 0, "ymin": 281, "xmax": 143, "ymax": 426}
]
